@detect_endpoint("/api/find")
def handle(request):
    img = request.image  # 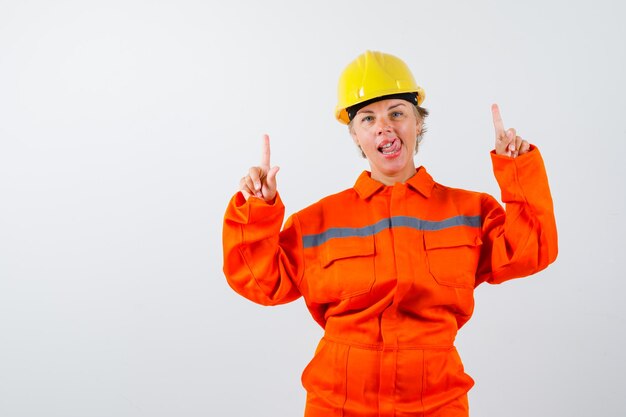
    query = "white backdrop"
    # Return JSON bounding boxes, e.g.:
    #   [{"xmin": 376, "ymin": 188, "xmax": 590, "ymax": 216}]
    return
[{"xmin": 1, "ymin": 1, "xmax": 625, "ymax": 416}]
